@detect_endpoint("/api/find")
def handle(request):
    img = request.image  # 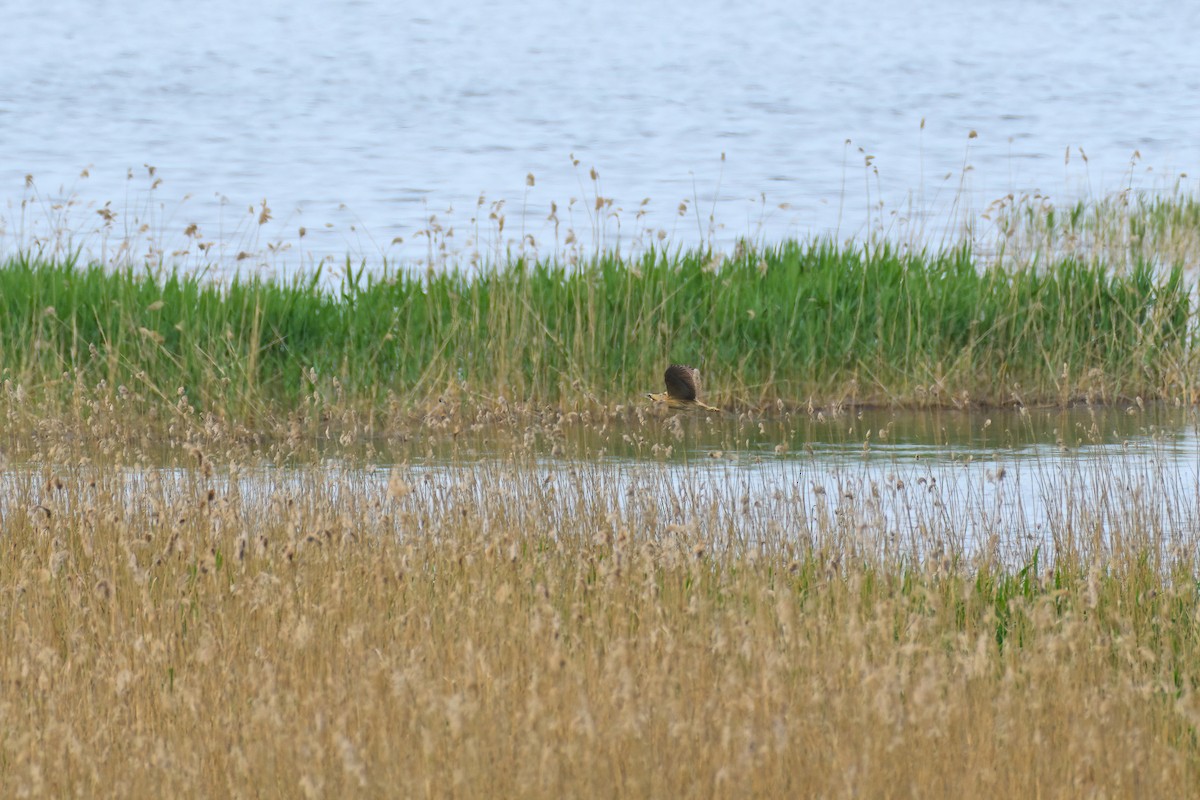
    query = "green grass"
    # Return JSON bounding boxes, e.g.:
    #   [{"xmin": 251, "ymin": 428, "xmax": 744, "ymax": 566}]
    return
[{"xmin": 0, "ymin": 239, "xmax": 1194, "ymax": 418}]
